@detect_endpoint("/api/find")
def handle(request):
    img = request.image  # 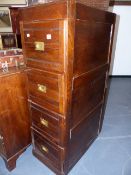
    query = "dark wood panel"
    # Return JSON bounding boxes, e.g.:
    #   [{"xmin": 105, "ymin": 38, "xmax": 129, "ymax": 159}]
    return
[
  {"xmin": 25, "ymin": 45, "xmax": 60, "ymax": 62},
  {"xmin": 19, "ymin": 2, "xmax": 67, "ymax": 22},
  {"xmin": 30, "ymin": 103, "xmax": 67, "ymax": 147},
  {"xmin": 71, "ymin": 66, "xmax": 107, "ymax": 127},
  {"xmin": 76, "ymin": 3, "xmax": 116, "ymax": 23},
  {"xmin": 74, "ymin": 20, "xmax": 111, "ymax": 75},
  {"xmin": 26, "ymin": 58, "xmax": 63, "ymax": 73},
  {"xmin": 24, "ymin": 30, "xmax": 59, "ymax": 43},
  {"xmin": 22, "ymin": 20, "xmax": 65, "ymax": 72},
  {"xmin": 69, "ymin": 105, "xmax": 102, "ymax": 165},
  {"xmin": 19, "ymin": 1, "xmax": 114, "ymax": 22},
  {"xmin": 32, "ymin": 129, "xmax": 64, "ymax": 170},
  {"xmin": 31, "ymin": 105, "xmax": 61, "ymax": 144},
  {"xmin": 27, "ymin": 69, "xmax": 65, "ymax": 114},
  {"xmin": 0, "ymin": 71, "xmax": 31, "ymax": 170},
  {"xmin": 23, "ymin": 20, "xmax": 62, "ymax": 44},
  {"xmin": 0, "ymin": 72, "xmax": 31, "ymax": 158}
]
